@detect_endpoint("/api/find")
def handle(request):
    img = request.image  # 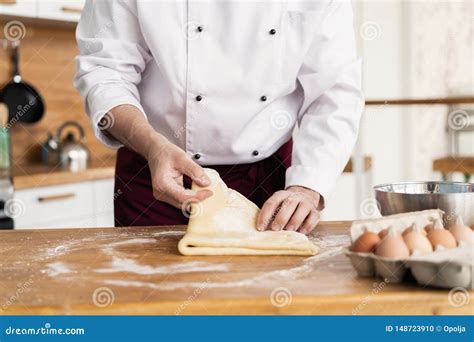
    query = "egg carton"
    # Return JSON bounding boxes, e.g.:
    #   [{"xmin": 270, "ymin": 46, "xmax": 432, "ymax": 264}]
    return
[
  {"xmin": 345, "ymin": 209, "xmax": 473, "ymax": 289},
  {"xmin": 349, "ymin": 209, "xmax": 444, "ymax": 242}
]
